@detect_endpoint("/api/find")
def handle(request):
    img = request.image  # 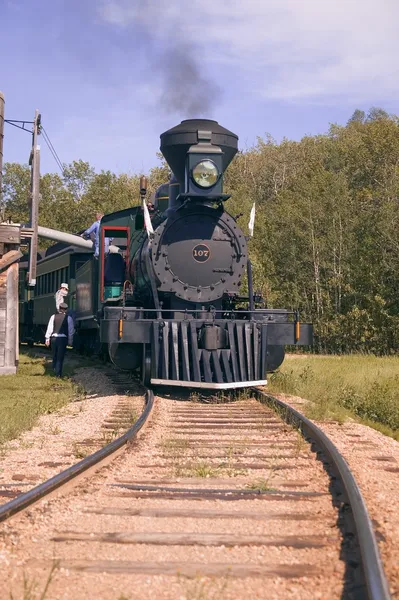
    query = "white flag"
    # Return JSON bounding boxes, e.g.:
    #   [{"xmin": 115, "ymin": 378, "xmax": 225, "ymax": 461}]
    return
[
  {"xmin": 143, "ymin": 199, "xmax": 154, "ymax": 237},
  {"xmin": 248, "ymin": 203, "xmax": 256, "ymax": 237}
]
